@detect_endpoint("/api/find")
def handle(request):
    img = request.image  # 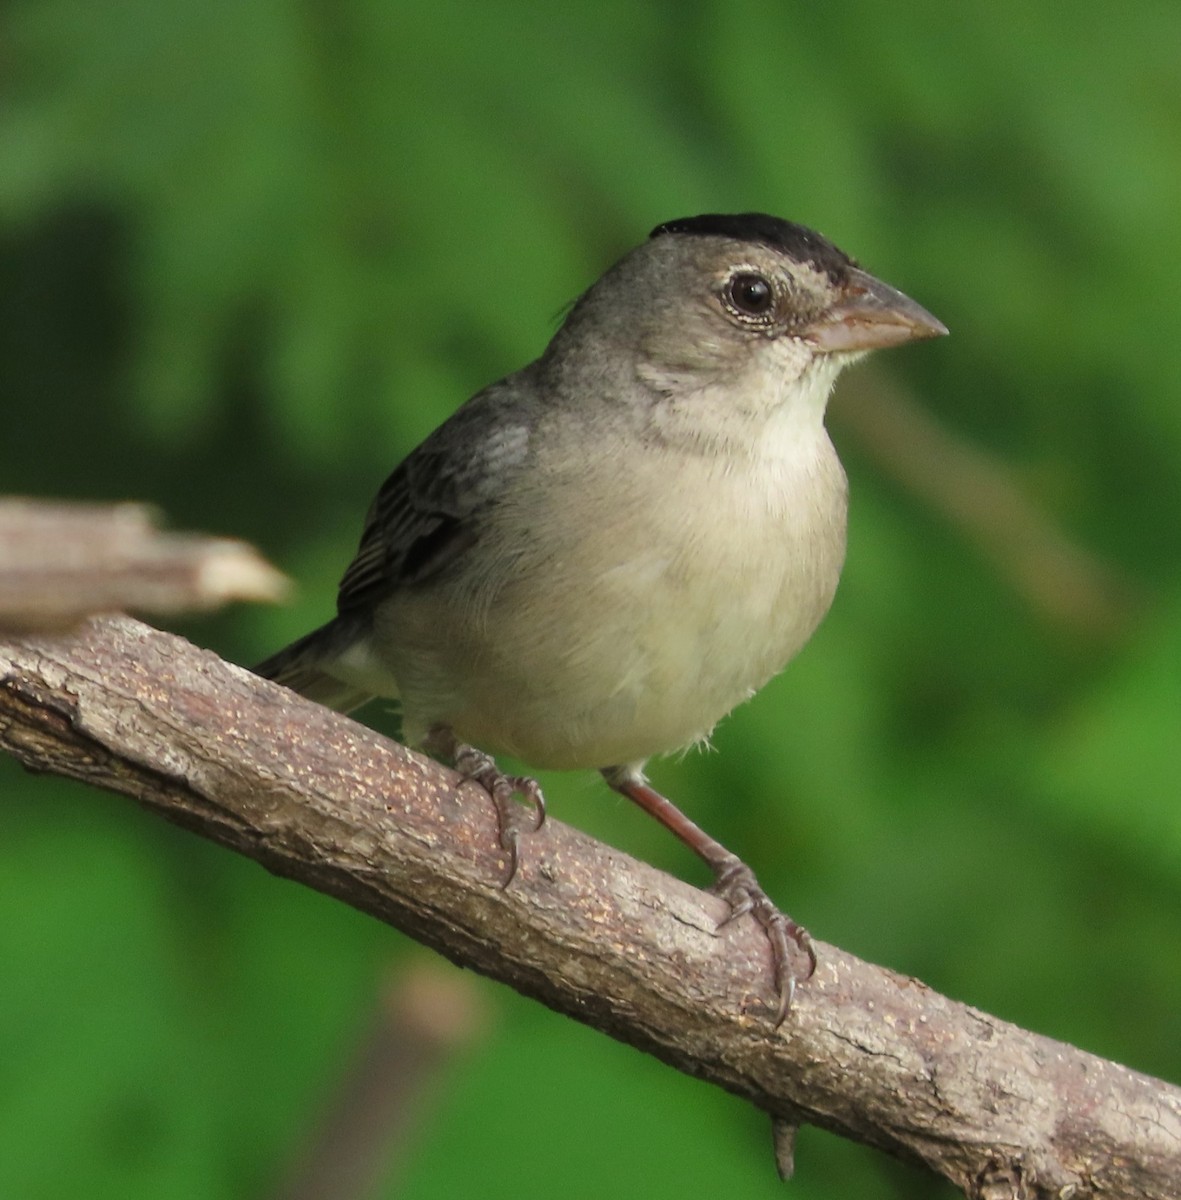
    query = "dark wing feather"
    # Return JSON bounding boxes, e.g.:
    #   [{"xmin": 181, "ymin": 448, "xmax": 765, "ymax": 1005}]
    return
[{"xmin": 336, "ymin": 383, "xmax": 534, "ymax": 618}]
